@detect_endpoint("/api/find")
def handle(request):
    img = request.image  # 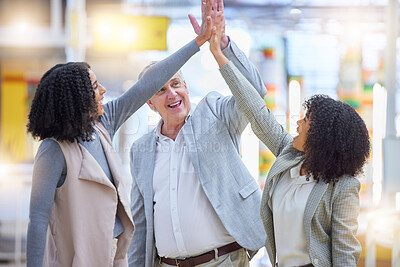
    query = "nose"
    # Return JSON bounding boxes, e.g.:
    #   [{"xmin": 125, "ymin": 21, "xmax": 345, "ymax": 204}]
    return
[
  {"xmin": 167, "ymin": 88, "xmax": 177, "ymax": 98},
  {"xmin": 296, "ymin": 119, "xmax": 301, "ymax": 126},
  {"xmin": 99, "ymin": 83, "xmax": 106, "ymax": 94}
]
